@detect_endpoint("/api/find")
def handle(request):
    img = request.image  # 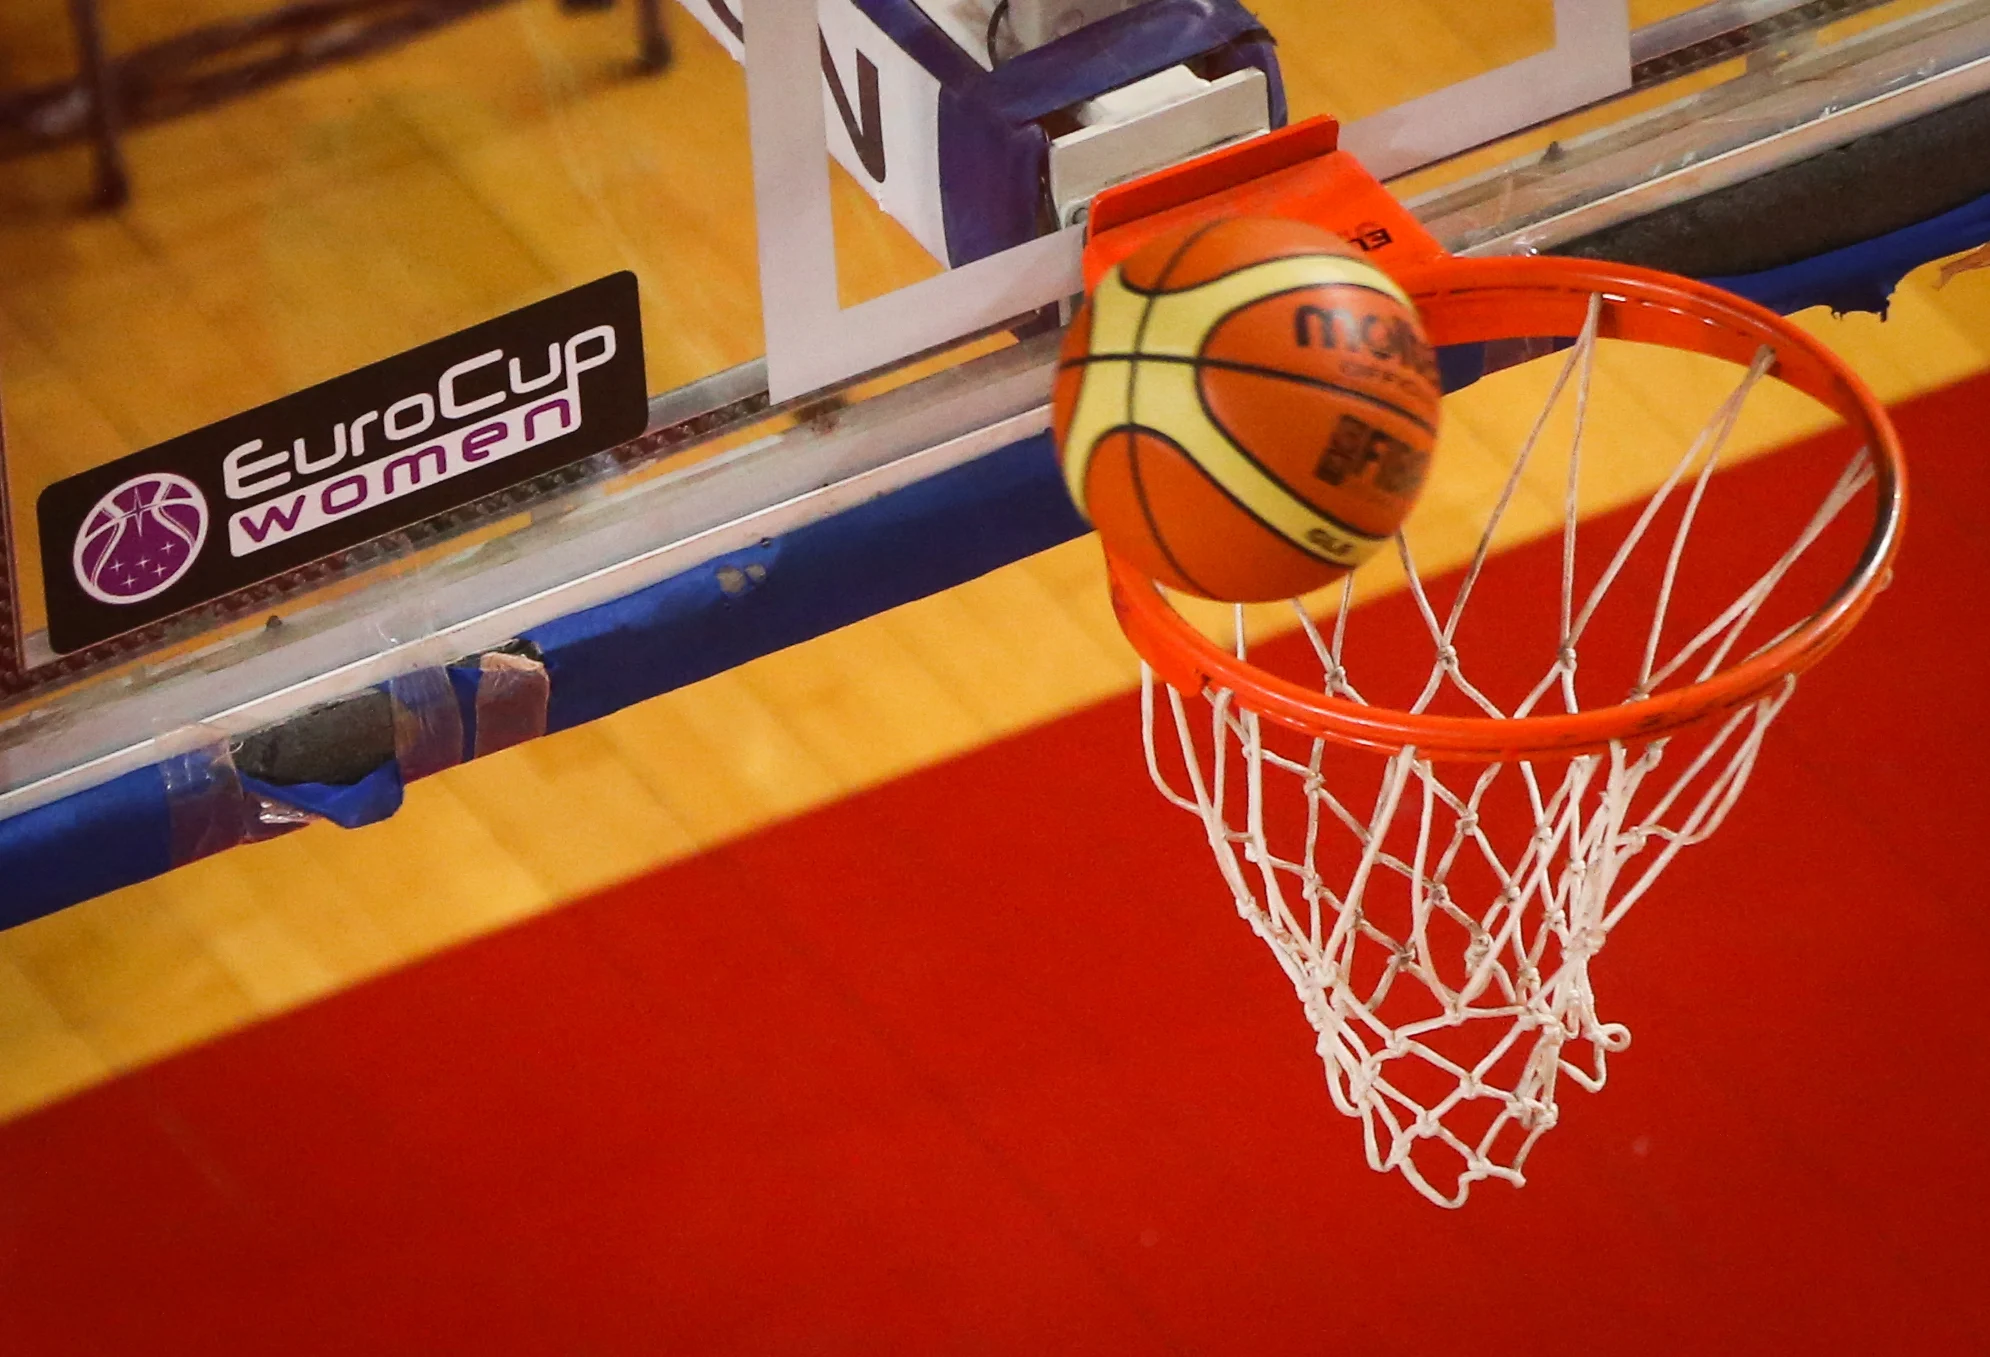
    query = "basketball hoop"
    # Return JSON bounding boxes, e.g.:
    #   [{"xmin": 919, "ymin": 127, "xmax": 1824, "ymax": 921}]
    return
[{"xmin": 1105, "ymin": 254, "xmax": 1907, "ymax": 1206}]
